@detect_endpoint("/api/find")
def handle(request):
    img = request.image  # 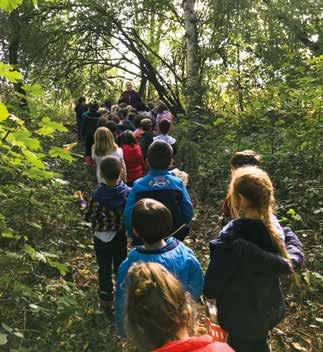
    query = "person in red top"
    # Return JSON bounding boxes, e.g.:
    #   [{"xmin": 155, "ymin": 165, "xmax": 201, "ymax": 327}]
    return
[
  {"xmin": 120, "ymin": 130, "xmax": 146, "ymax": 186},
  {"xmin": 126, "ymin": 262, "xmax": 234, "ymax": 352}
]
